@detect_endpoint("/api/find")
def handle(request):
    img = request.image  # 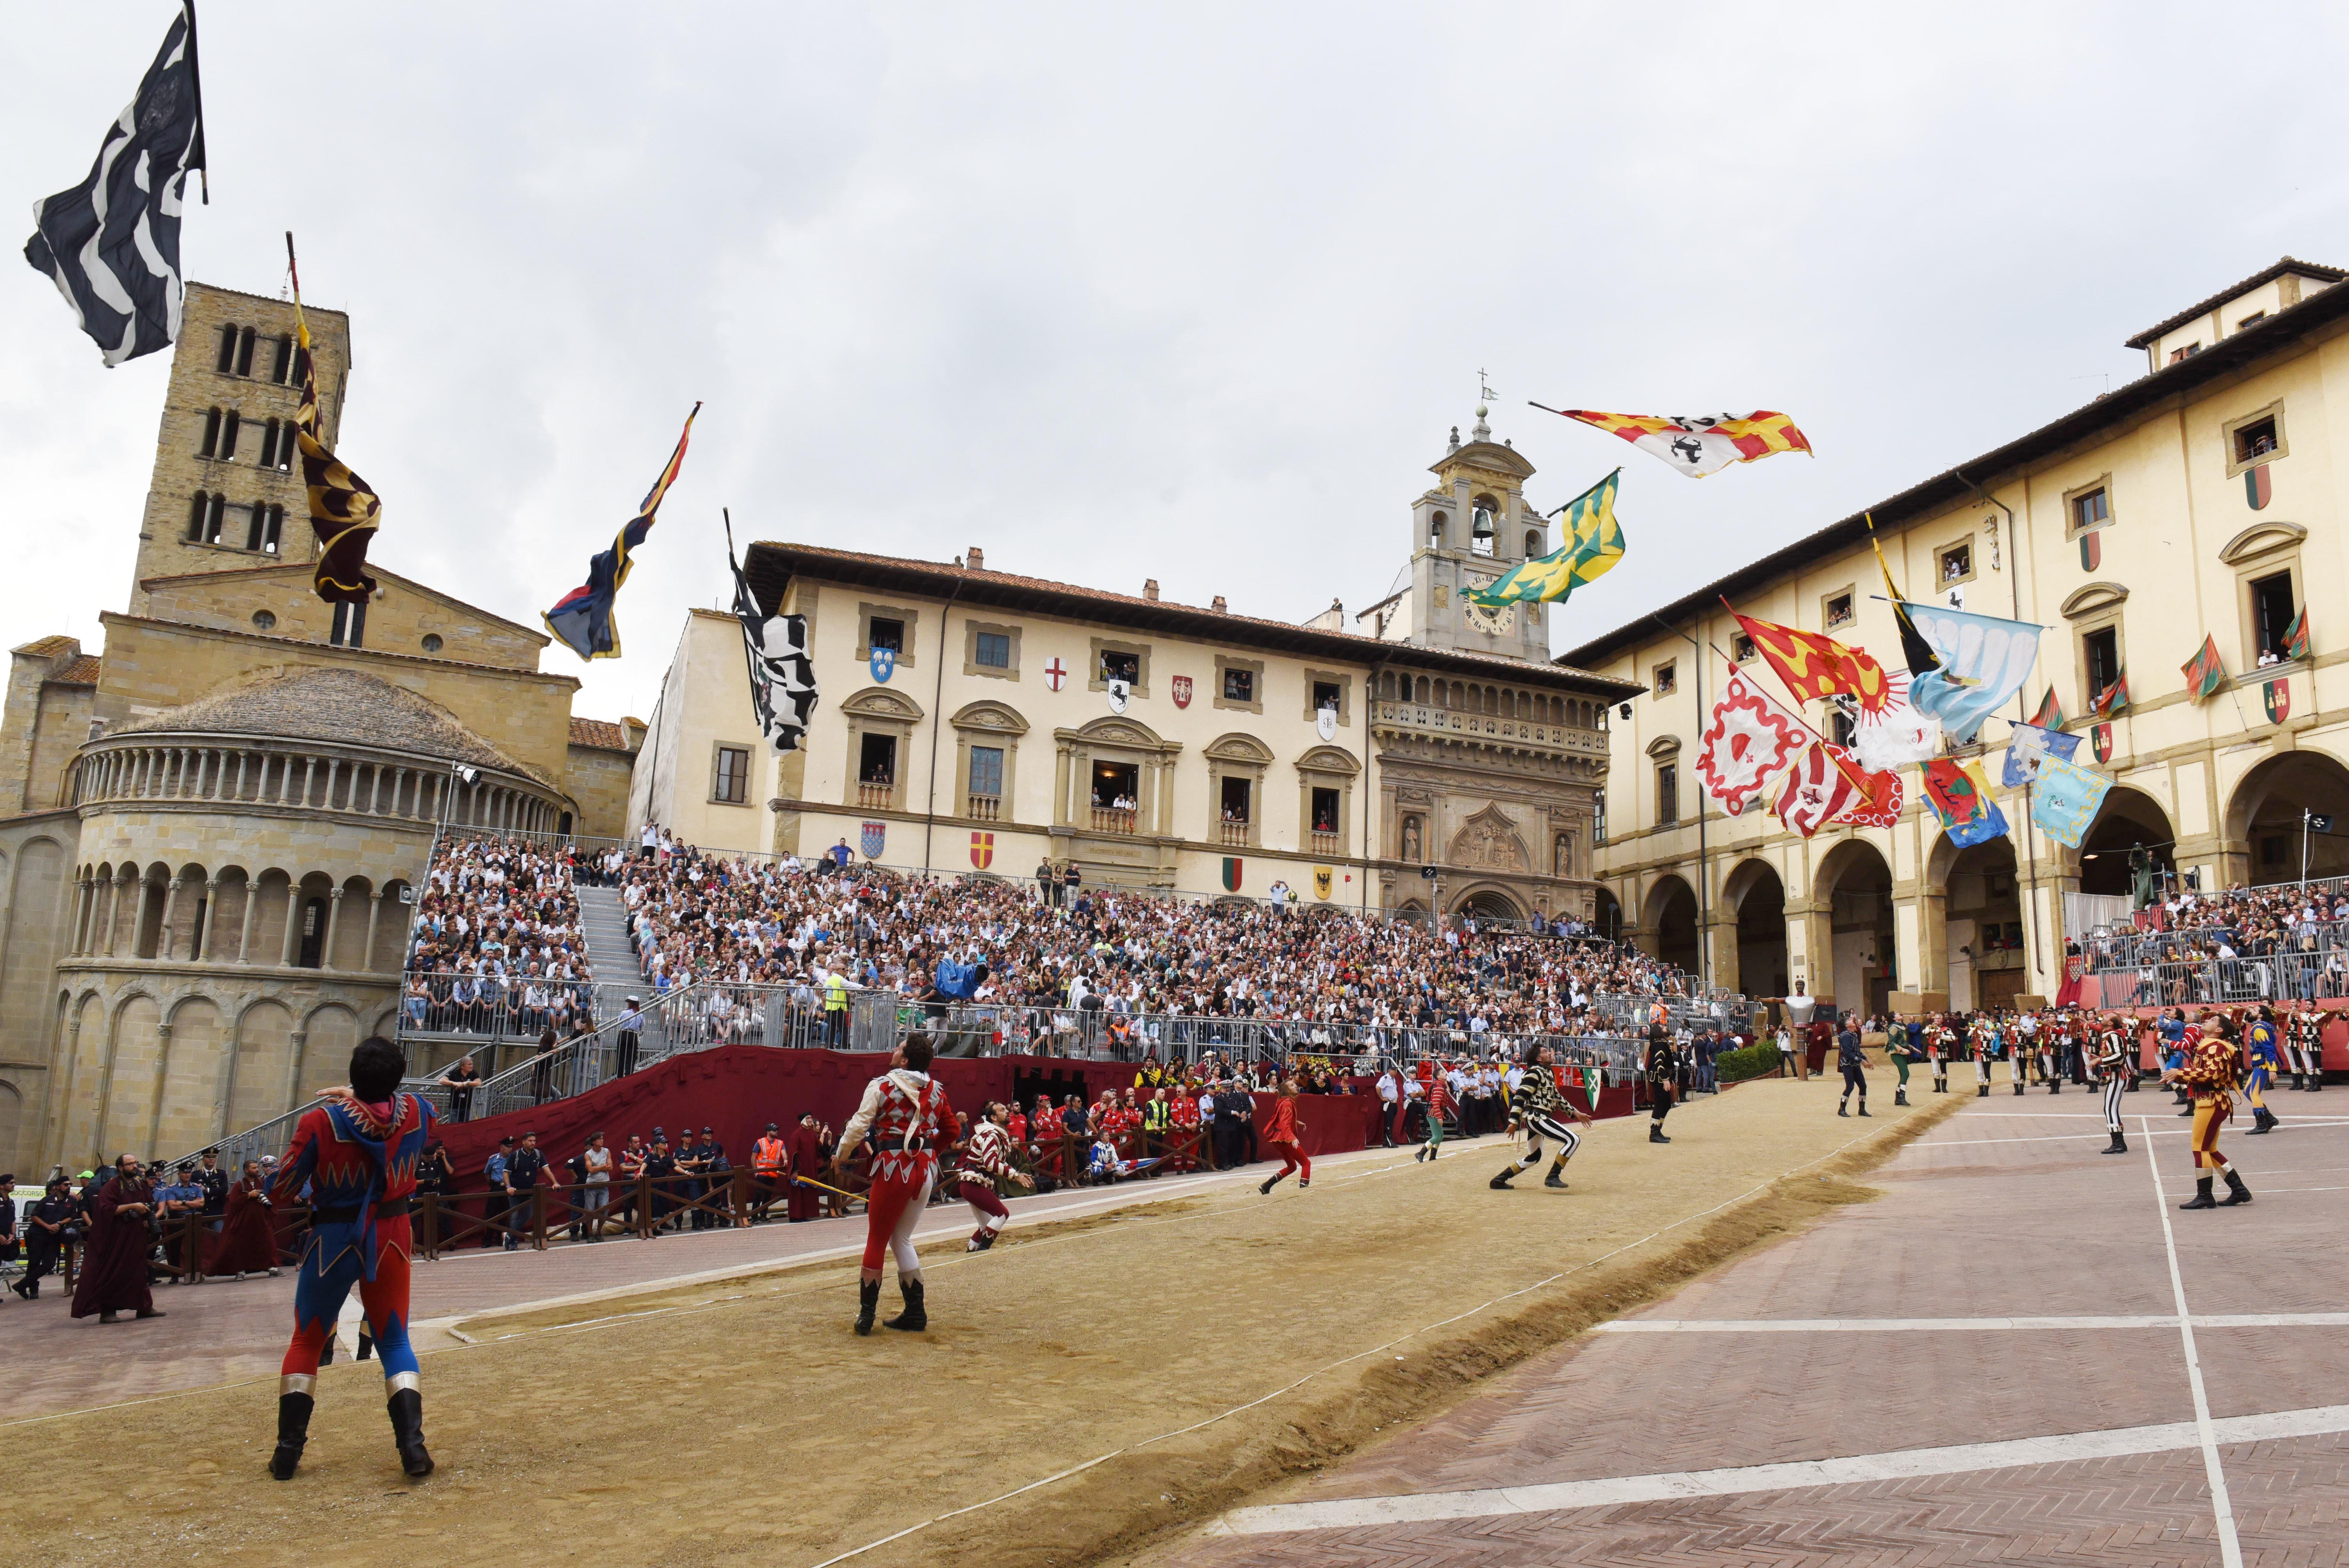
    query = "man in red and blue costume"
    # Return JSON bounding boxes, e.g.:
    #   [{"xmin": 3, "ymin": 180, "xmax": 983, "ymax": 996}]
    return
[{"xmin": 268, "ymin": 1036, "xmax": 437, "ymax": 1480}]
